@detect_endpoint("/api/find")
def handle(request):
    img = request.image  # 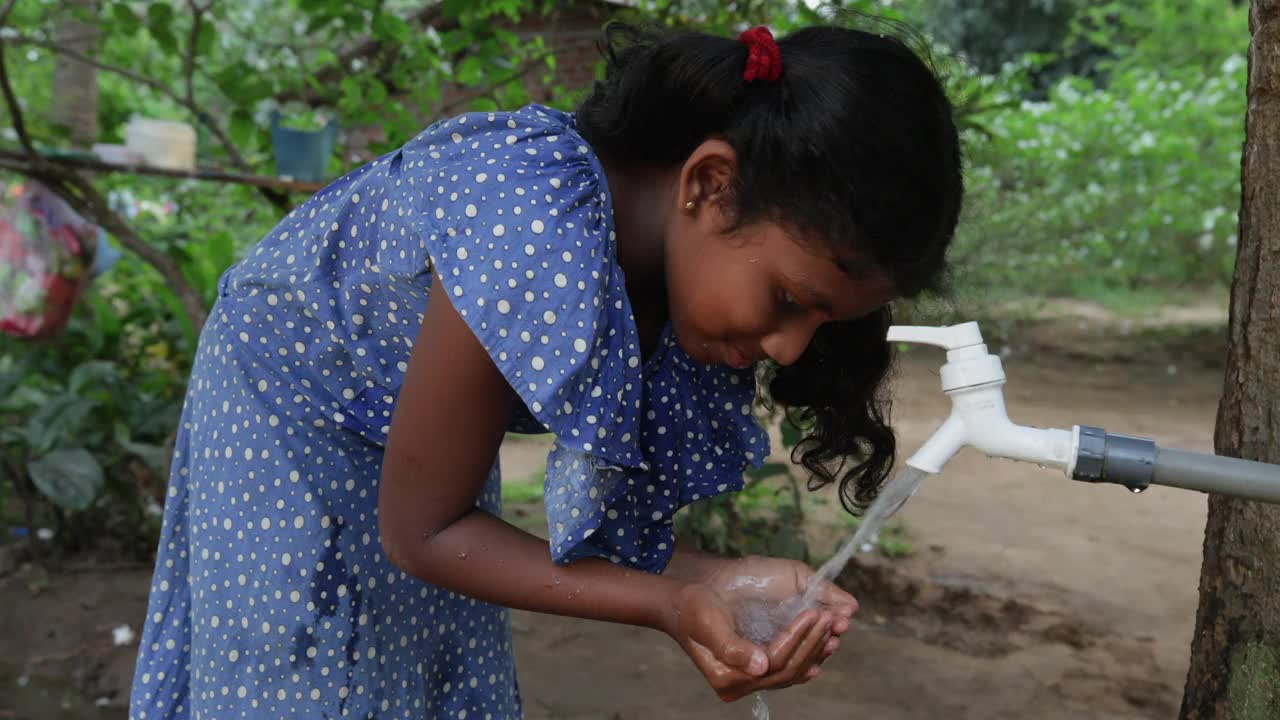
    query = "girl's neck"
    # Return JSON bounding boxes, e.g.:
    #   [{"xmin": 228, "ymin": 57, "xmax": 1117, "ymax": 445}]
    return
[{"xmin": 601, "ymin": 157, "xmax": 676, "ymax": 350}]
